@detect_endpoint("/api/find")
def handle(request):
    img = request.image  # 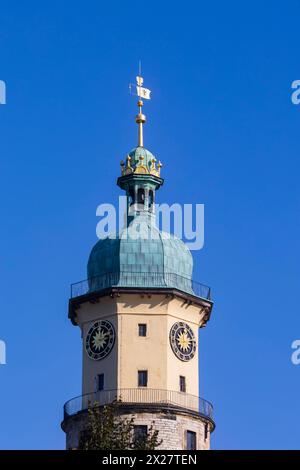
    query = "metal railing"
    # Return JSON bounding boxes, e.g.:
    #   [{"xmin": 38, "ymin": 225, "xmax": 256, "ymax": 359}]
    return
[
  {"xmin": 71, "ymin": 272, "xmax": 211, "ymax": 301},
  {"xmin": 63, "ymin": 388, "xmax": 214, "ymax": 421}
]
